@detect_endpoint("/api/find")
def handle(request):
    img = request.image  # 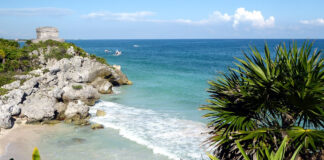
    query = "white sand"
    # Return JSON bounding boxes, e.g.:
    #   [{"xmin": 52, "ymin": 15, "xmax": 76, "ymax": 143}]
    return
[{"xmin": 0, "ymin": 123, "xmax": 56, "ymax": 160}]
